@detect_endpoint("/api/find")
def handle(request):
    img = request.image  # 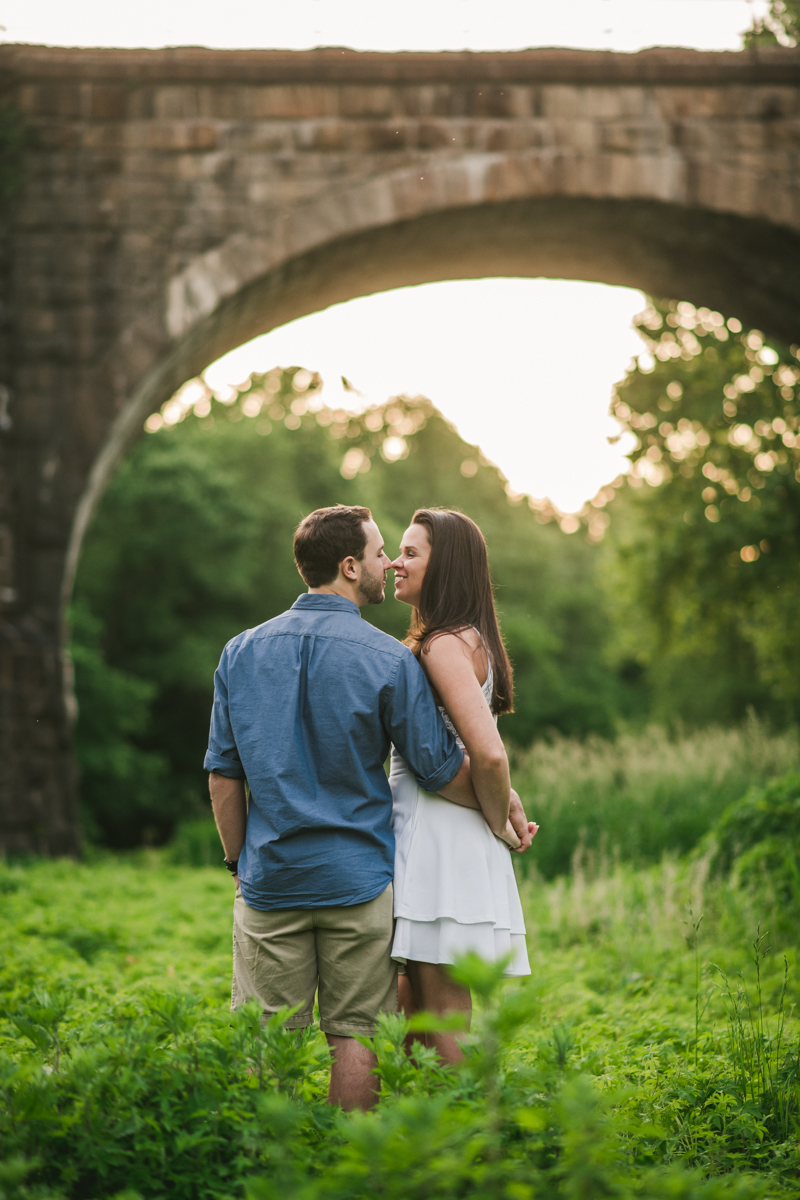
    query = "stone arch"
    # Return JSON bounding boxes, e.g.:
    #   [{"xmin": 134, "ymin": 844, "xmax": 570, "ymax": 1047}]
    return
[
  {"xmin": 64, "ymin": 177, "xmax": 800, "ymax": 623},
  {"xmin": 3, "ymin": 44, "xmax": 800, "ymax": 853}
]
